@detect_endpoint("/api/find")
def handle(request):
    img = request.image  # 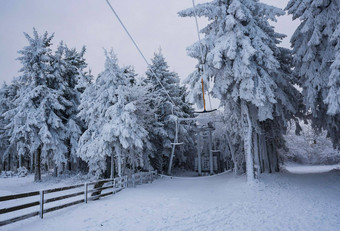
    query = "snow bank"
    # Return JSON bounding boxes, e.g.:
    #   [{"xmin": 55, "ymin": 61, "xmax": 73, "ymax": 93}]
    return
[{"xmin": 283, "ymin": 163, "xmax": 340, "ymax": 174}]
